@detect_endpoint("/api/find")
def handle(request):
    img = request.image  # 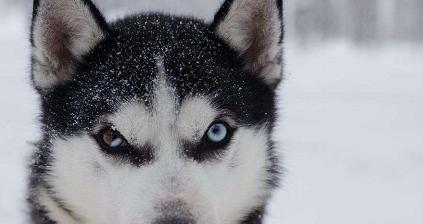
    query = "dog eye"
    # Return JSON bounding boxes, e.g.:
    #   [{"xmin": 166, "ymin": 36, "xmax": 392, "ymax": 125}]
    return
[
  {"xmin": 99, "ymin": 127, "xmax": 127, "ymax": 149},
  {"xmin": 206, "ymin": 122, "xmax": 231, "ymax": 144}
]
